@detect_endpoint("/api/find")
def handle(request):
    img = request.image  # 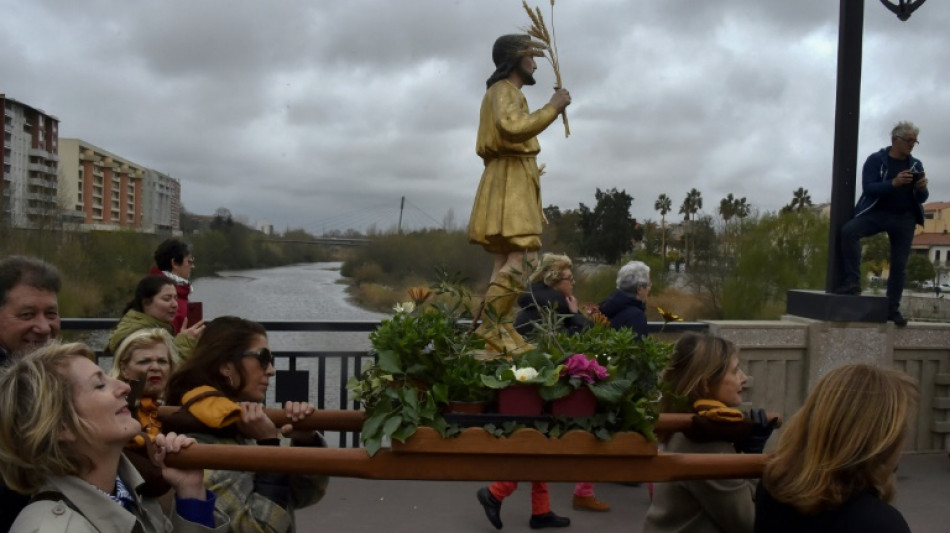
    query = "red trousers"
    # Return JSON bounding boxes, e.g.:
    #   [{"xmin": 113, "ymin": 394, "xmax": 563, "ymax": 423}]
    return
[{"xmin": 488, "ymin": 481, "xmax": 550, "ymax": 515}]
